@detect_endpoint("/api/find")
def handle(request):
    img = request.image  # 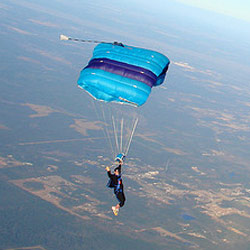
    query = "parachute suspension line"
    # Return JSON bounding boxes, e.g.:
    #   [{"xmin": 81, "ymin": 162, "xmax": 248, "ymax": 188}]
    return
[
  {"xmin": 120, "ymin": 118, "xmax": 124, "ymax": 153},
  {"xmin": 91, "ymin": 100, "xmax": 108, "ymax": 153},
  {"xmin": 60, "ymin": 34, "xmax": 110, "ymax": 44},
  {"xmin": 125, "ymin": 117, "xmax": 139, "ymax": 156},
  {"xmin": 99, "ymin": 103, "xmax": 116, "ymax": 159},
  {"xmin": 112, "ymin": 115, "xmax": 119, "ymax": 154},
  {"xmin": 91, "ymin": 99, "xmax": 101, "ymax": 121}
]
